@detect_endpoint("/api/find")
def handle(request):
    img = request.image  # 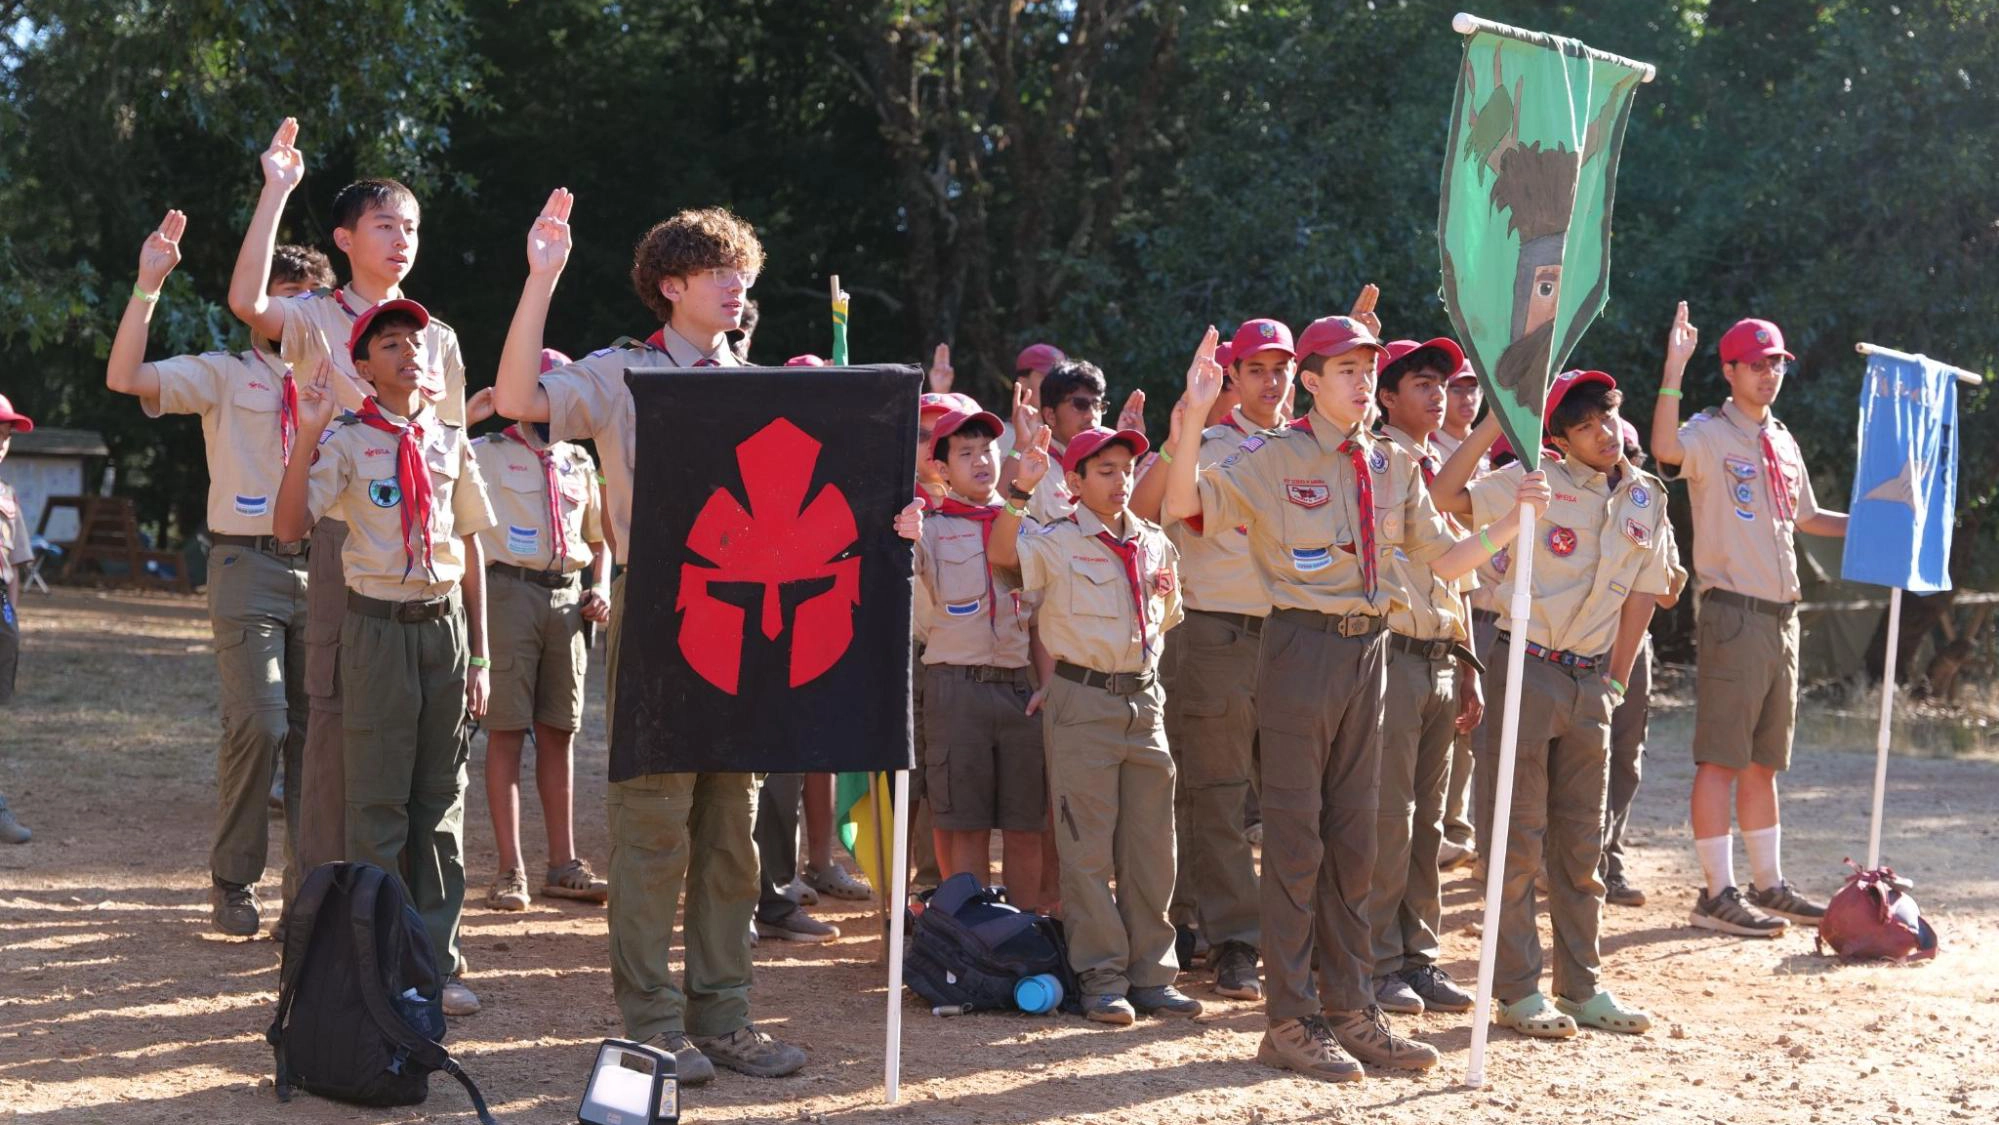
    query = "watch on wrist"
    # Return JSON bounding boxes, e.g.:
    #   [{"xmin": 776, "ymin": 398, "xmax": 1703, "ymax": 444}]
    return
[{"xmin": 1007, "ymin": 484, "xmax": 1034, "ymax": 503}]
